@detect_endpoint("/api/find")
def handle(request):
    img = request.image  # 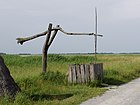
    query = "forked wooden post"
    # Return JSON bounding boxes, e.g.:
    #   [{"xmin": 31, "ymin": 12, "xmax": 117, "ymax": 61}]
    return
[
  {"xmin": 16, "ymin": 23, "xmax": 60, "ymax": 73},
  {"xmin": 42, "ymin": 24, "xmax": 59, "ymax": 73},
  {"xmin": 42, "ymin": 23, "xmax": 52, "ymax": 73}
]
